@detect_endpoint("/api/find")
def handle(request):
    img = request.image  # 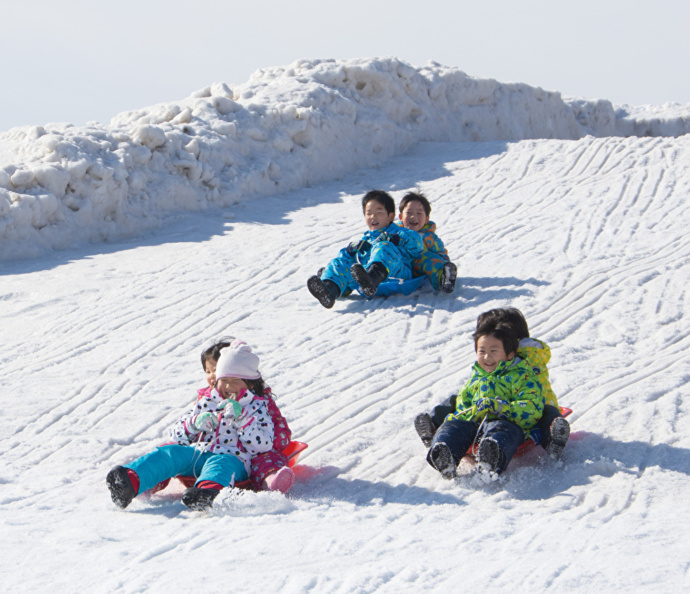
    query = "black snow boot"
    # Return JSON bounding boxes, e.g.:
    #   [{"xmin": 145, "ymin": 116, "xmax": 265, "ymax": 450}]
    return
[
  {"xmin": 545, "ymin": 416, "xmax": 570, "ymax": 460},
  {"xmin": 106, "ymin": 466, "xmax": 136, "ymax": 509},
  {"xmin": 307, "ymin": 276, "xmax": 340, "ymax": 309},
  {"xmin": 181, "ymin": 487, "xmax": 221, "ymax": 511},
  {"xmin": 350, "ymin": 262, "xmax": 388, "ymax": 297},
  {"xmin": 441, "ymin": 262, "xmax": 457, "ymax": 293},
  {"xmin": 414, "ymin": 413, "xmax": 437, "ymax": 448},
  {"xmin": 477, "ymin": 438, "xmax": 504, "ymax": 475},
  {"xmin": 430, "ymin": 442, "xmax": 456, "ymax": 479}
]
